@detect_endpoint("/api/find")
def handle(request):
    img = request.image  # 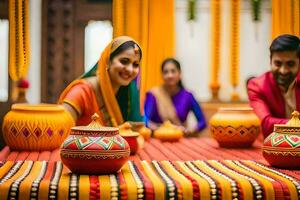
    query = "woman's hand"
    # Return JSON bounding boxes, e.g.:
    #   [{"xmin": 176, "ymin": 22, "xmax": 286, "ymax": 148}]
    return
[{"xmin": 180, "ymin": 126, "xmax": 198, "ymax": 137}]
